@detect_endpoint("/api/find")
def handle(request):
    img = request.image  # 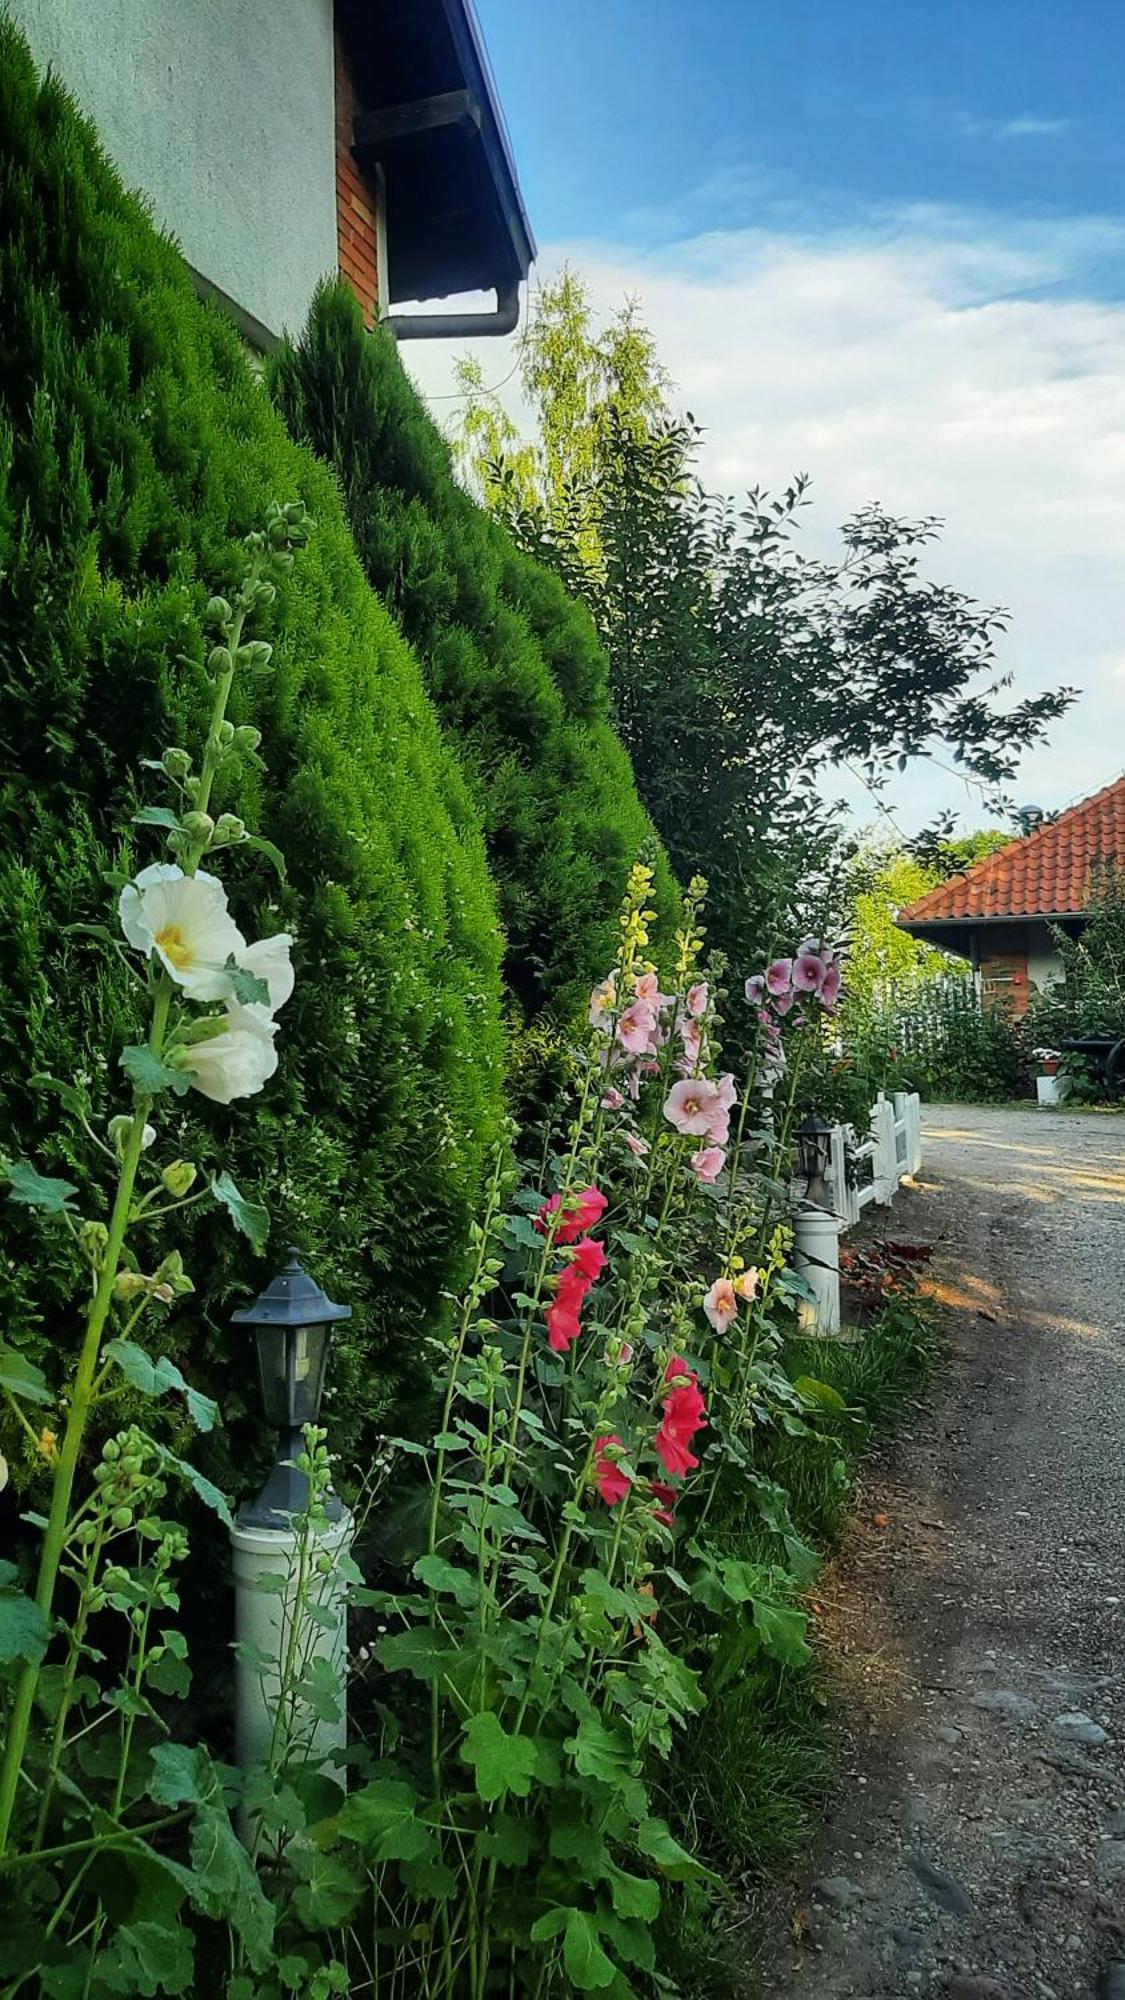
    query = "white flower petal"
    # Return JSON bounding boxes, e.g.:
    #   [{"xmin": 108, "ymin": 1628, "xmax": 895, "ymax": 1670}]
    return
[
  {"xmin": 239, "ymin": 933, "xmax": 294, "ymax": 1016},
  {"xmin": 182, "ymin": 1006, "xmax": 279, "ymax": 1104}
]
